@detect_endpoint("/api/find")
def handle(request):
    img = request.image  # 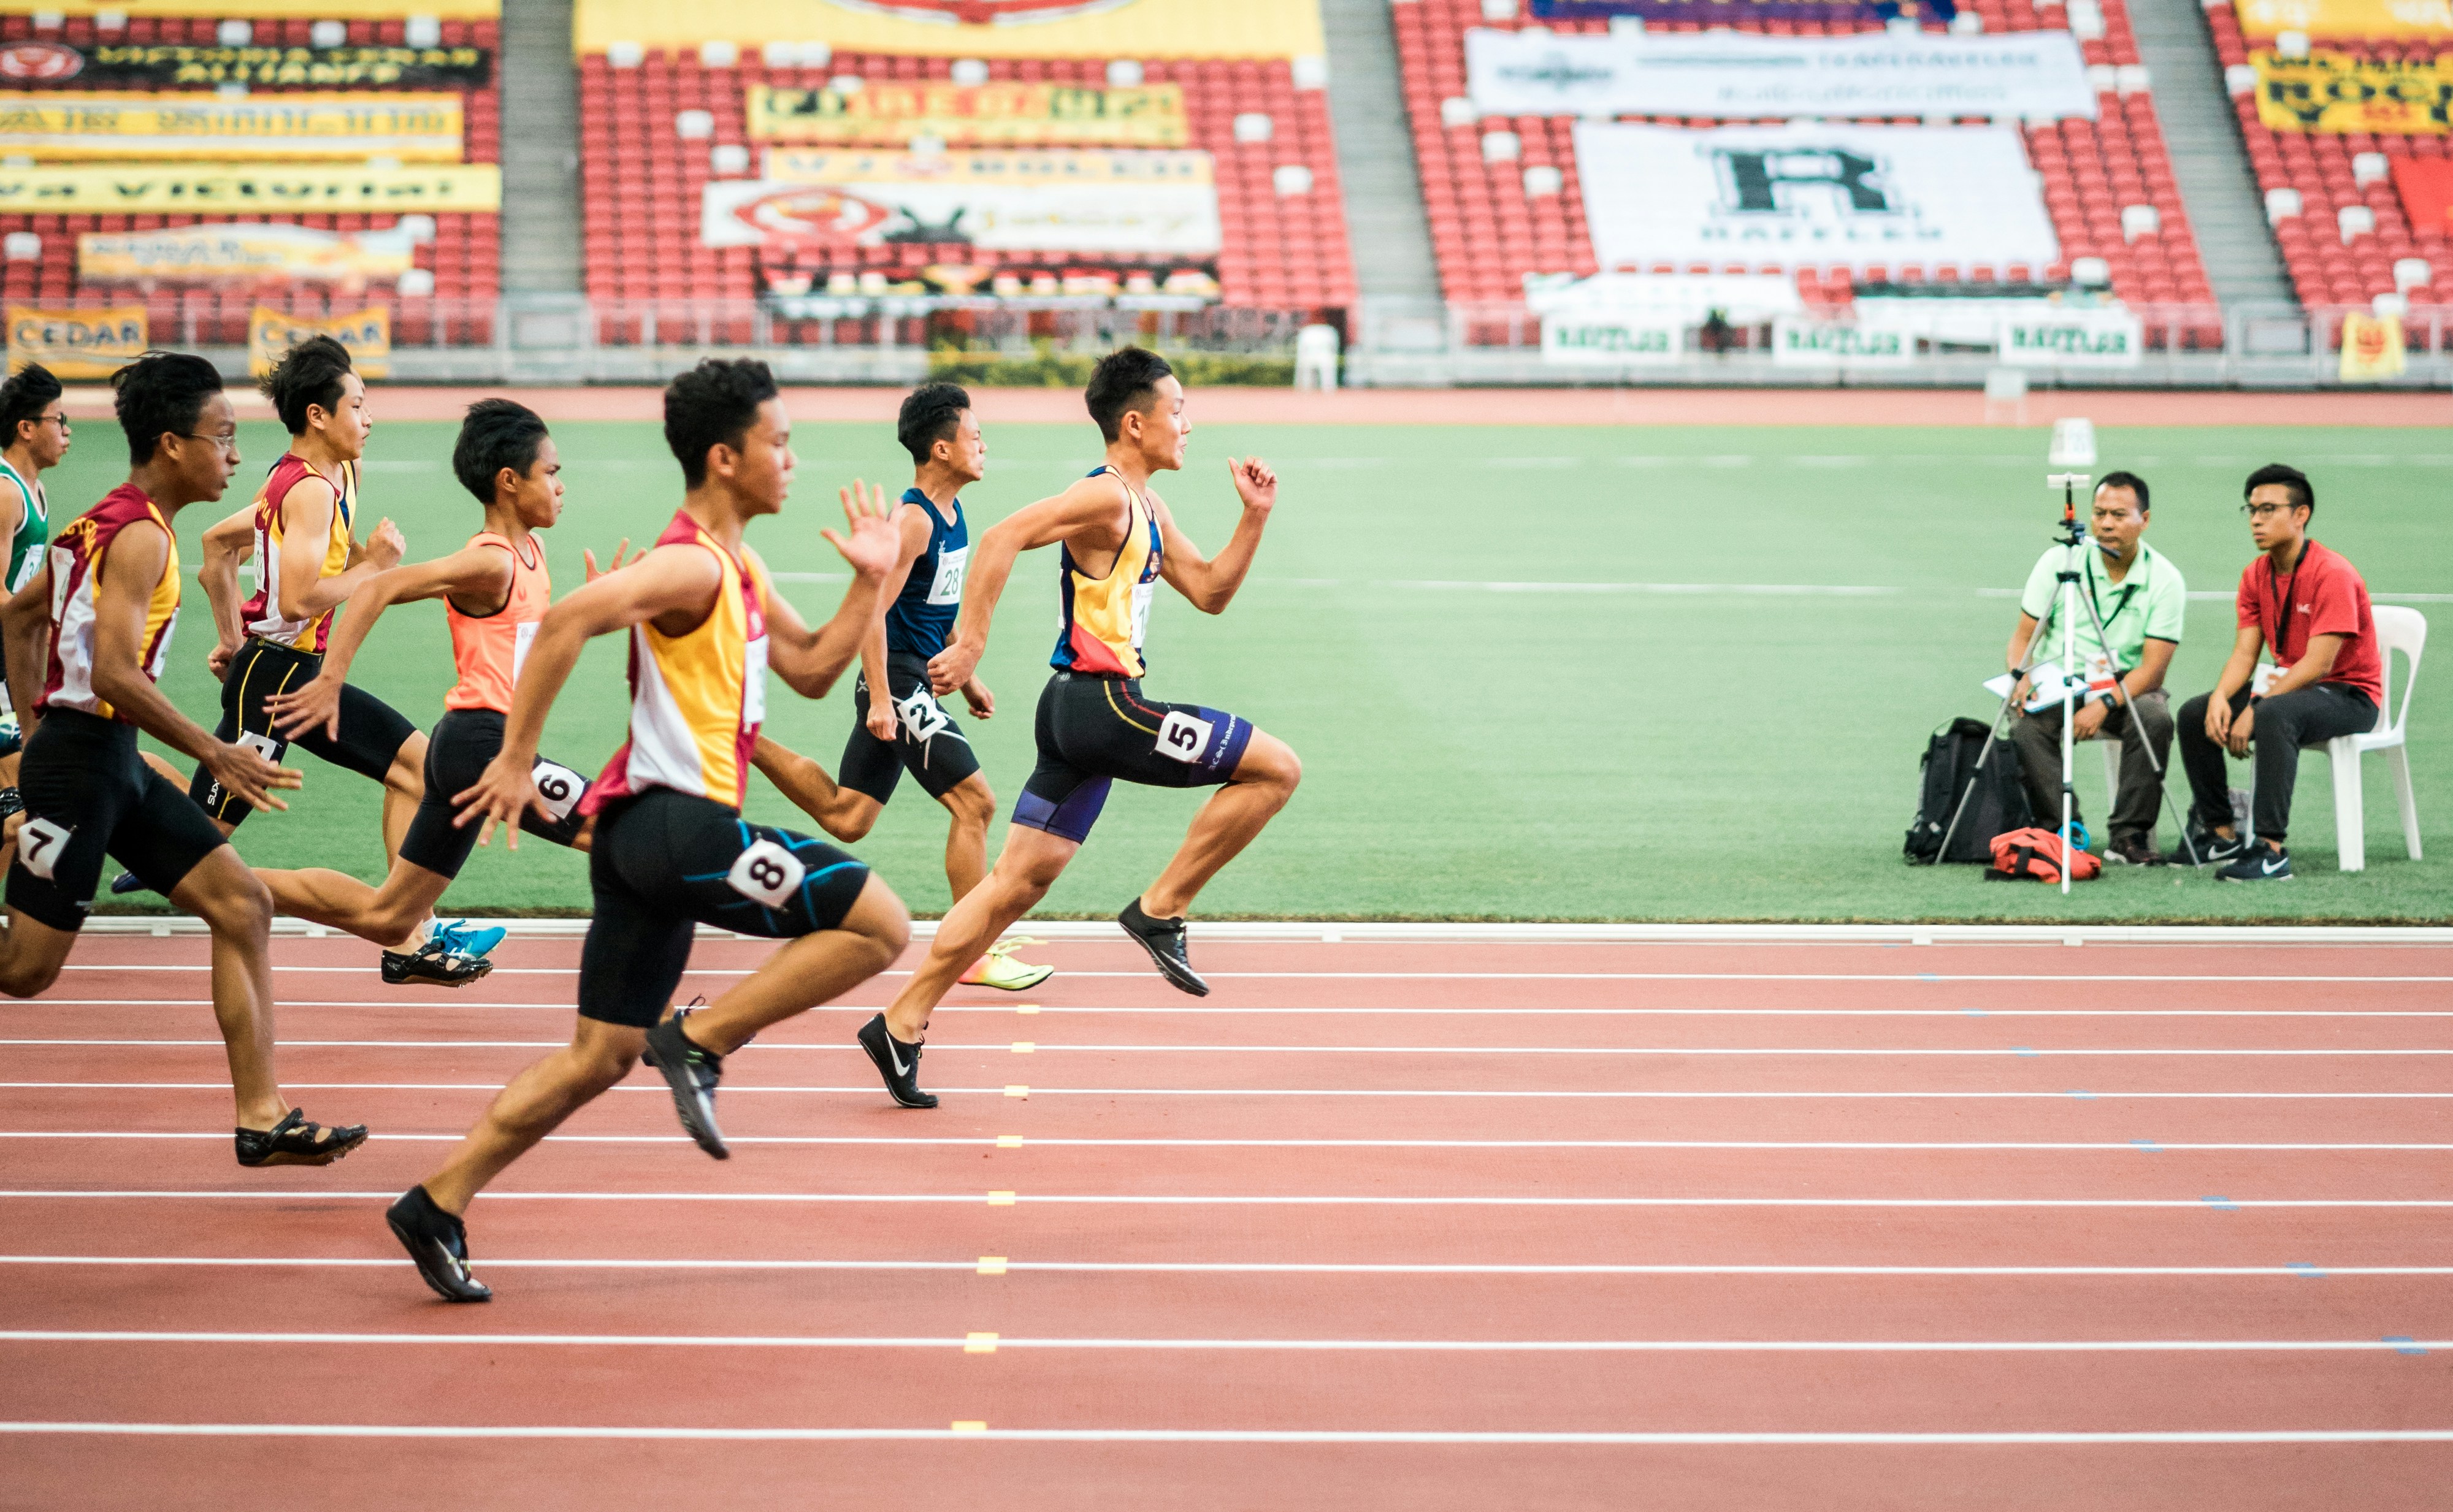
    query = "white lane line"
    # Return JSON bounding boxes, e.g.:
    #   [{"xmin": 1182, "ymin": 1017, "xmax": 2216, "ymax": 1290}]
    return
[
  {"xmin": 9, "ymin": 1256, "xmax": 2451, "ymax": 1277},
  {"xmin": 31, "ymin": 1001, "xmax": 2453, "ymax": 1018},
  {"xmin": 2, "ymin": 1330, "xmax": 2446, "ymax": 1354},
  {"xmin": 1383, "ymin": 580, "xmax": 1904, "ymax": 597},
  {"xmin": 51, "ymin": 967, "xmax": 2453, "ymax": 983},
  {"xmin": 6, "ymin": 1424, "xmax": 2450, "ymax": 1445},
  {"xmin": 4, "ymin": 1133, "xmax": 2443, "ymax": 1151},
  {"xmin": 9, "ymin": 1082, "xmax": 2453, "ymax": 1101},
  {"xmin": 15, "ymin": 1040, "xmax": 2448, "ymax": 1057},
  {"xmin": 4, "ymin": 1191, "xmax": 2447, "ymax": 1209}
]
